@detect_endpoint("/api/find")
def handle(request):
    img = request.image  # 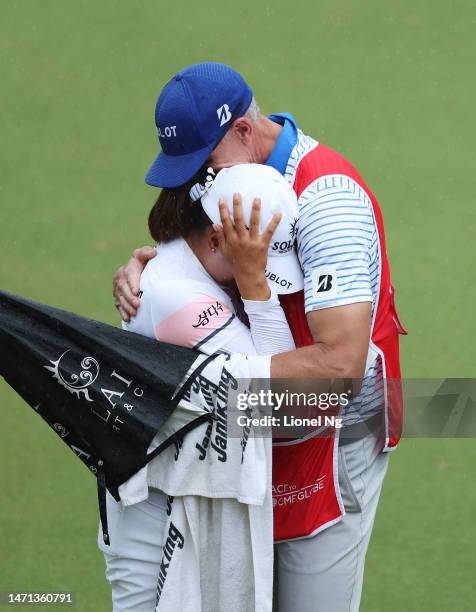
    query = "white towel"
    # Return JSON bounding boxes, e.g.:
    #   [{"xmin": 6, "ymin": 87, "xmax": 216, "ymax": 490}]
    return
[{"xmin": 122, "ymin": 352, "xmax": 273, "ymax": 612}]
